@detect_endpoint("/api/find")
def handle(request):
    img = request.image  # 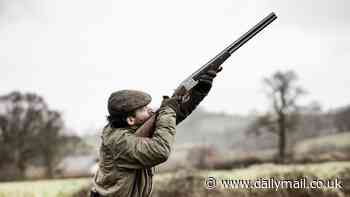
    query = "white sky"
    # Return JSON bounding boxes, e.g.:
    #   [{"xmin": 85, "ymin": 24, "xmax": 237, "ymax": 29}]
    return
[{"xmin": 1, "ymin": 0, "xmax": 349, "ymax": 134}]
